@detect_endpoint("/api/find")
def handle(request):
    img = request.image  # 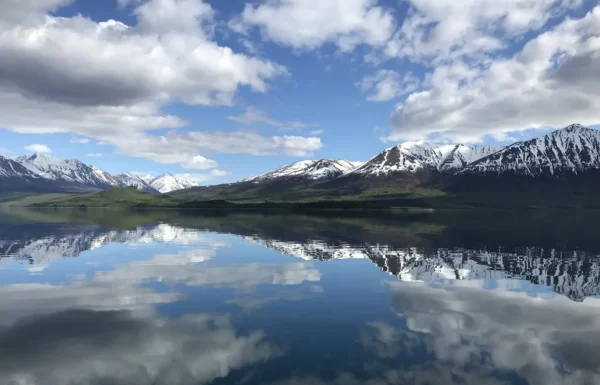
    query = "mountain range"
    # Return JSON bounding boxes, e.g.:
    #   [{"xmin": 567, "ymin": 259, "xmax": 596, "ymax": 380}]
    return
[
  {"xmin": 0, "ymin": 153, "xmax": 198, "ymax": 193},
  {"xmin": 2, "ymin": 123, "xmax": 600, "ymax": 207},
  {"xmin": 1, "ymin": 215, "xmax": 597, "ymax": 302},
  {"xmin": 170, "ymin": 123, "xmax": 600, "ymax": 208}
]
